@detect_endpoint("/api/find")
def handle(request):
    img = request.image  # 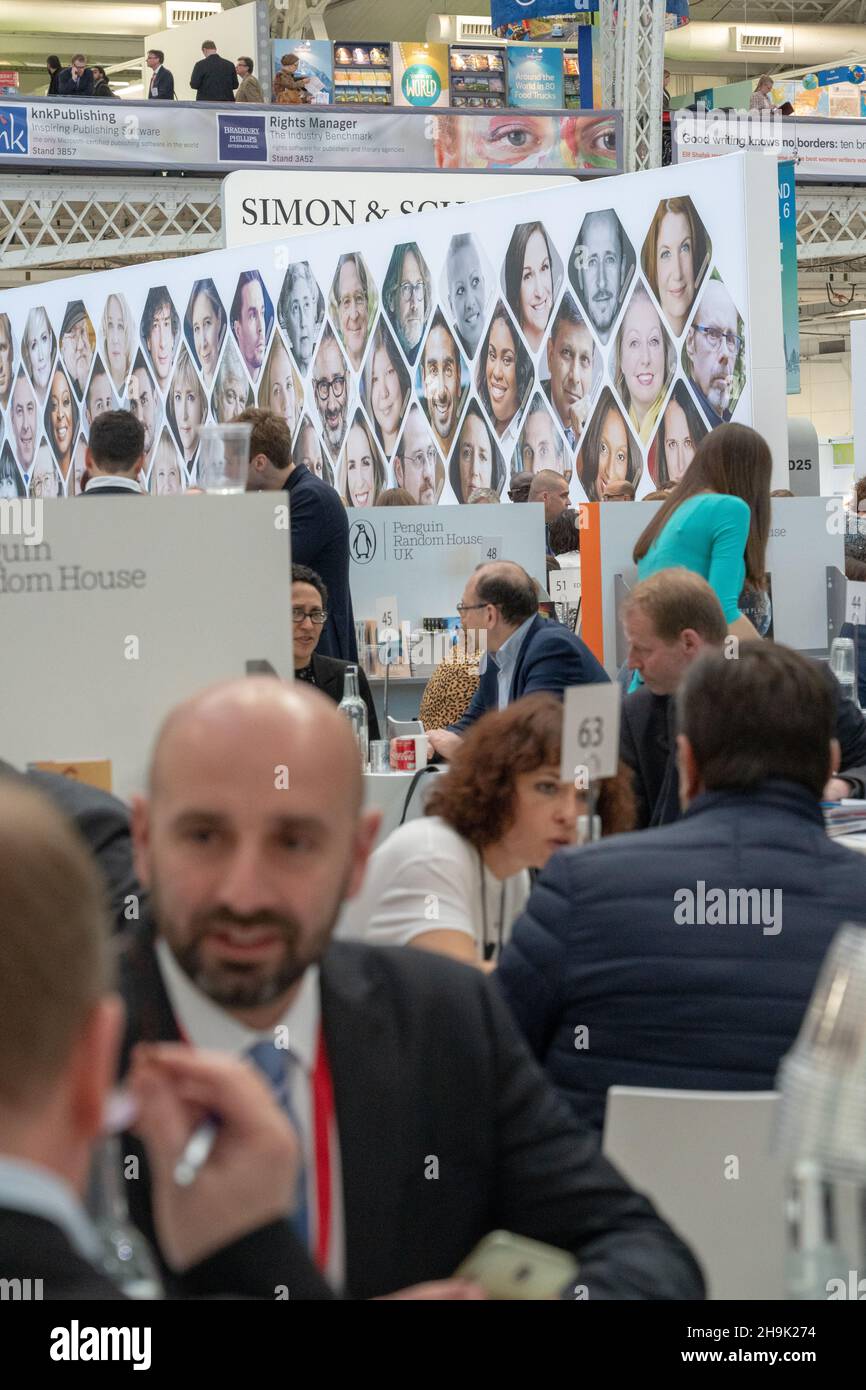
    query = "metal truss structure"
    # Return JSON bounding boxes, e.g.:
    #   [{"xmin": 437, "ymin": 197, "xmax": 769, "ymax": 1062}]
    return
[
  {"xmin": 600, "ymin": 0, "xmax": 667, "ymax": 174},
  {"xmin": 0, "ymin": 176, "xmax": 864, "ymax": 279},
  {"xmin": 0, "ymin": 175, "xmax": 223, "ymax": 273}
]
